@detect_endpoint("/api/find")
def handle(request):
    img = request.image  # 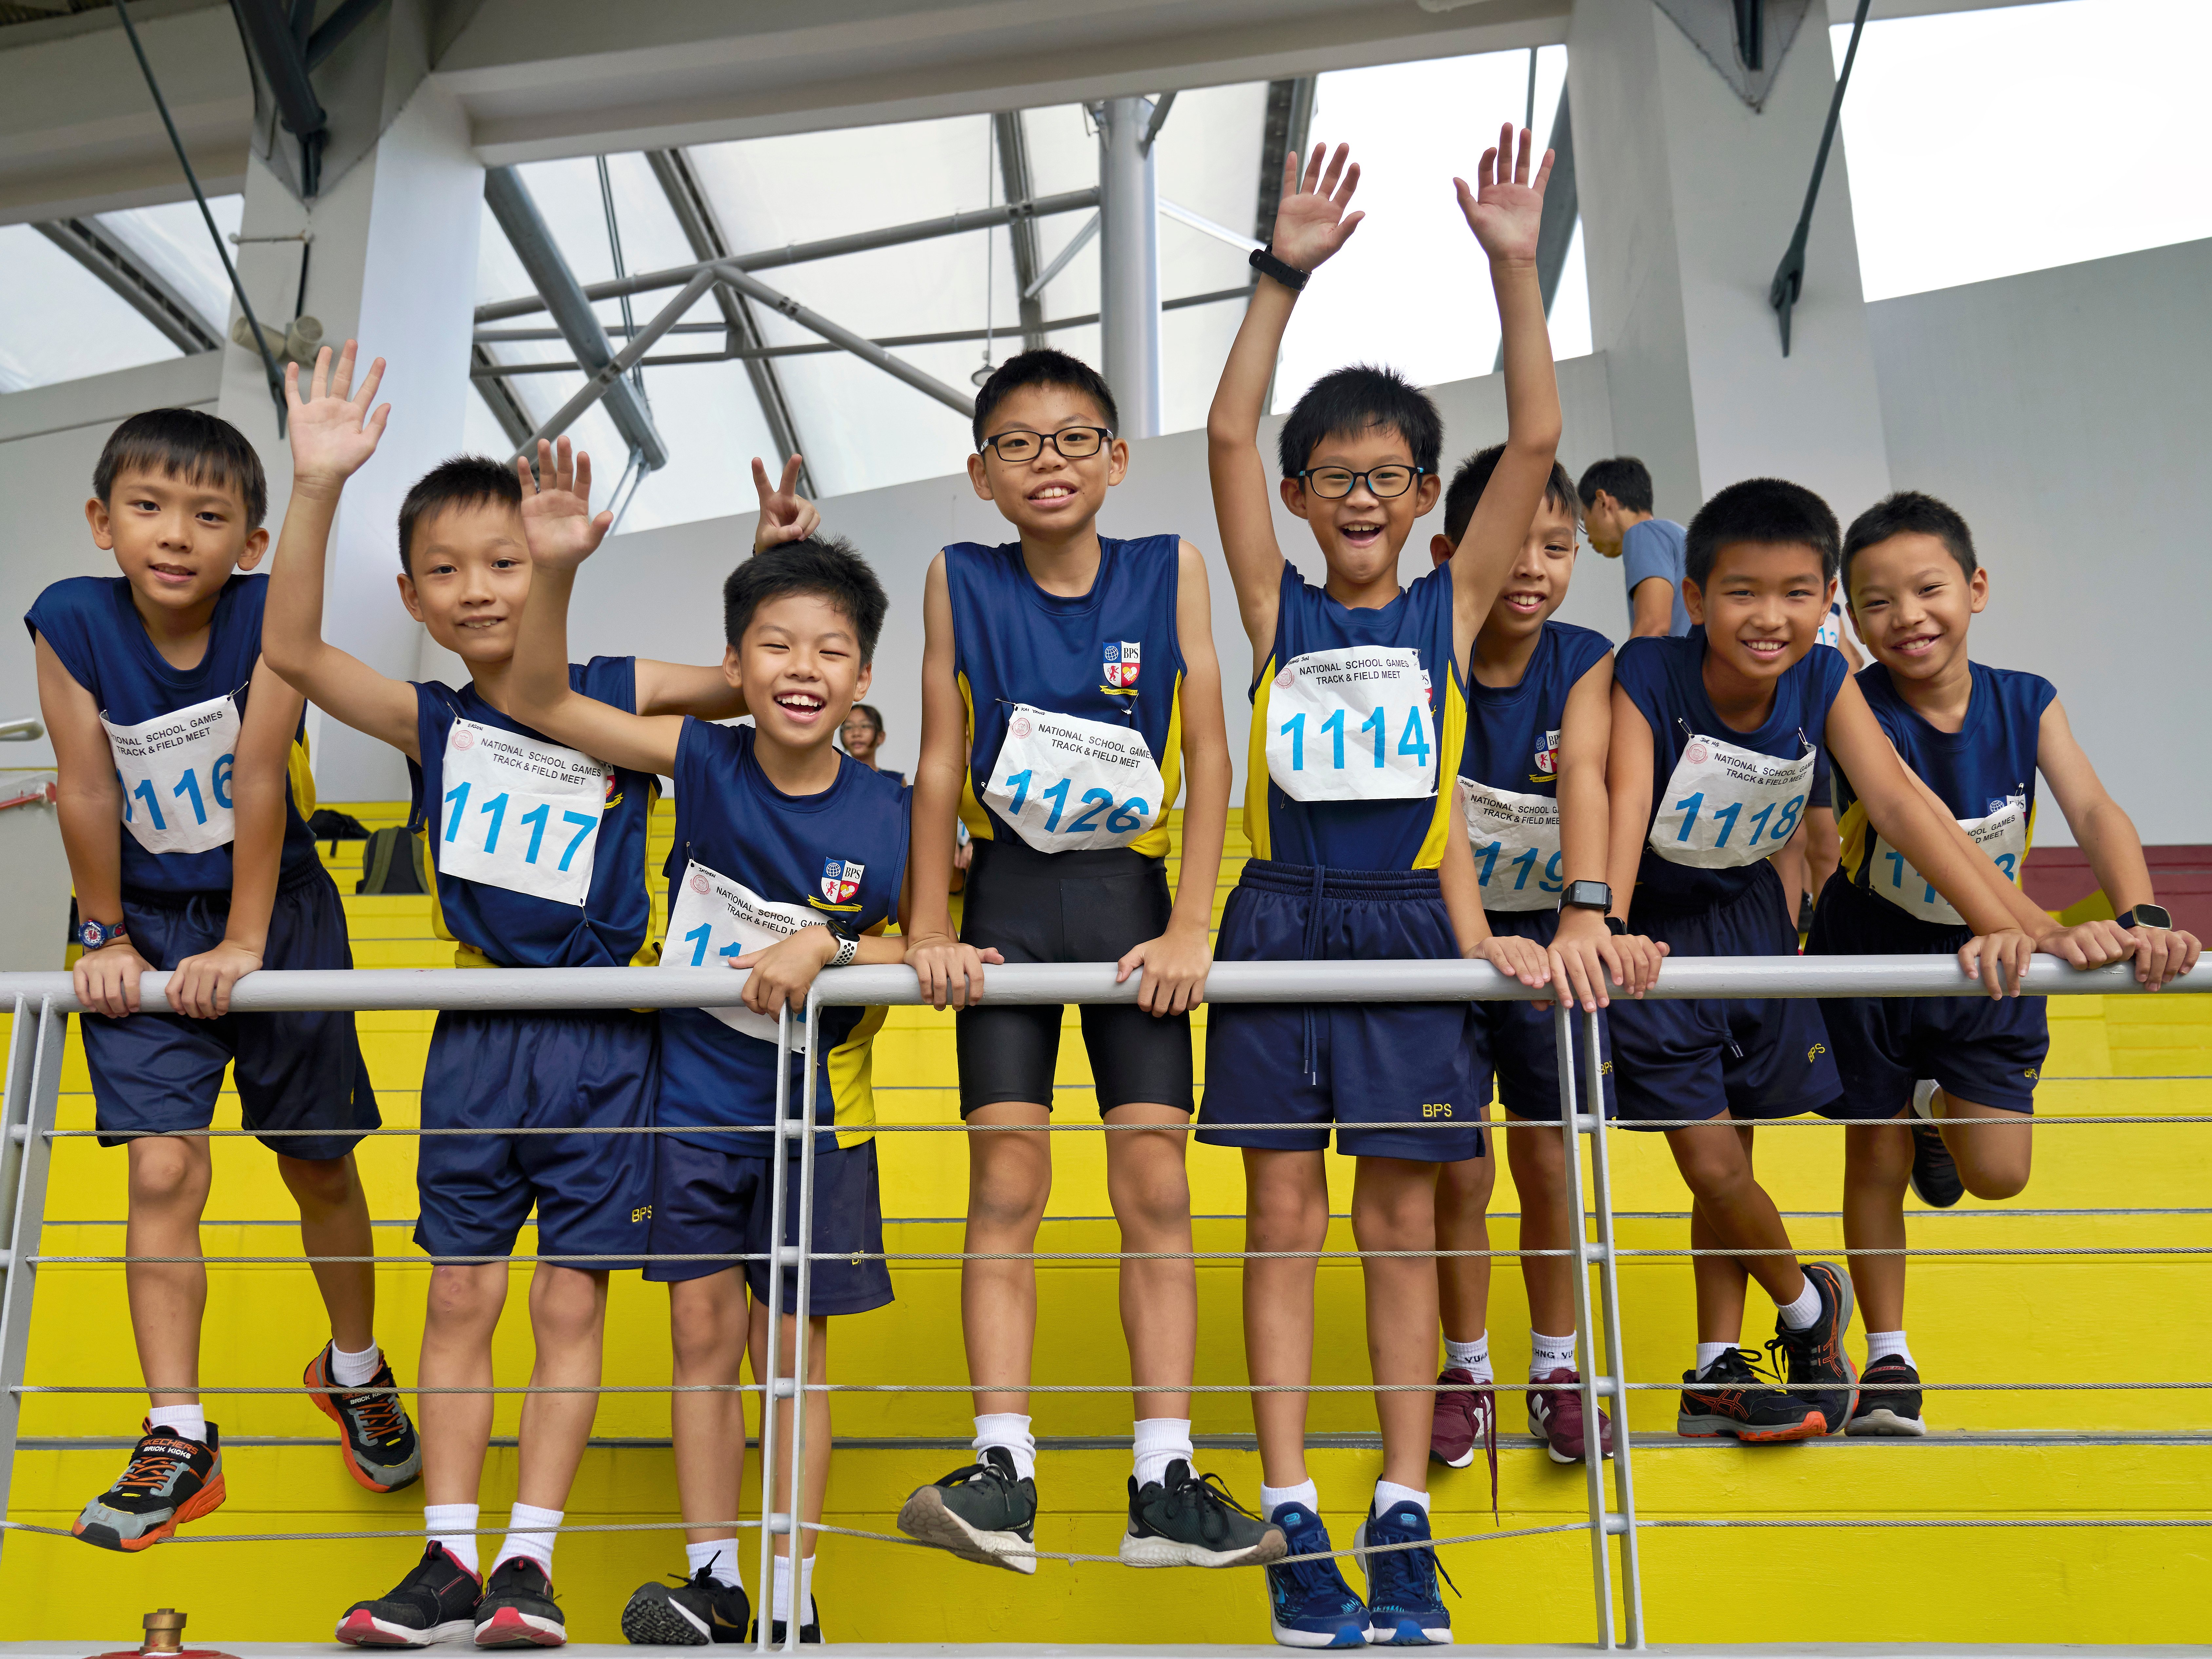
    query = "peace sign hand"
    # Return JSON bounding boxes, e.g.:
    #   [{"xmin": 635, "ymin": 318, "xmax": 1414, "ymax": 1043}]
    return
[
  {"xmin": 752, "ymin": 455, "xmax": 821, "ymax": 552},
  {"xmin": 514, "ymin": 436, "xmax": 614, "ymax": 573},
  {"xmin": 285, "ymin": 340, "xmax": 390, "ymax": 492},
  {"xmin": 1269, "ymin": 142, "xmax": 1365, "ymax": 275},
  {"xmin": 1456, "ymin": 122, "xmax": 1555, "ymax": 267}
]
